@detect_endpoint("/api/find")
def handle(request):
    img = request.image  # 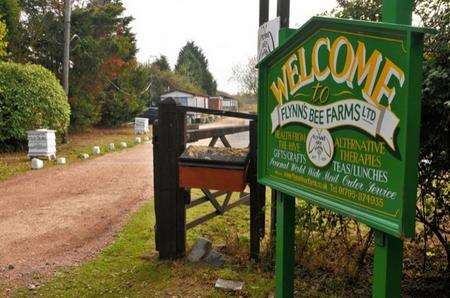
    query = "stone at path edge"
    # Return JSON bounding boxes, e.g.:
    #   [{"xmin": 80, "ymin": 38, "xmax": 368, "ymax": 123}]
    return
[
  {"xmin": 31, "ymin": 158, "xmax": 44, "ymax": 170},
  {"xmin": 56, "ymin": 157, "xmax": 66, "ymax": 165},
  {"xmin": 187, "ymin": 237, "xmax": 212, "ymax": 262},
  {"xmin": 92, "ymin": 146, "xmax": 101, "ymax": 155}
]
